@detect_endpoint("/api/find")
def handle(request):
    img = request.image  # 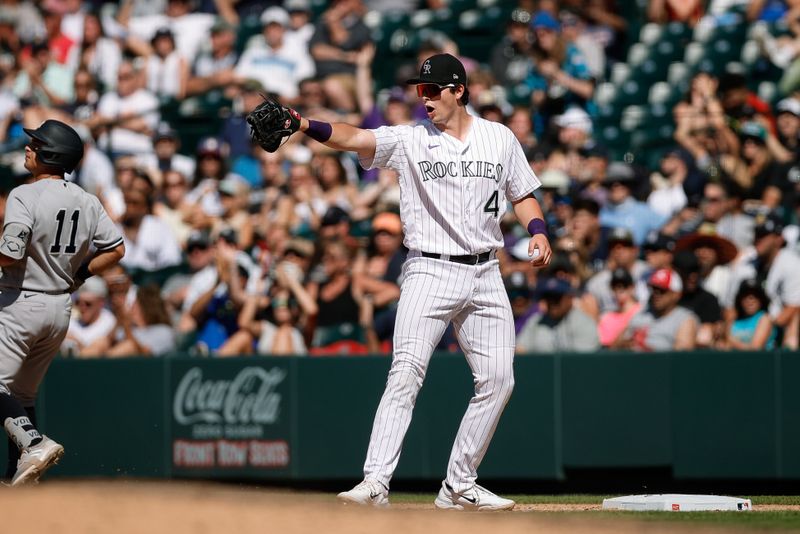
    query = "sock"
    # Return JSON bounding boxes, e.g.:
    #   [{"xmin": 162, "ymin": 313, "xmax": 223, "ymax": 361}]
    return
[
  {"xmin": 0, "ymin": 393, "xmax": 41, "ymax": 450},
  {"xmin": 5, "ymin": 406, "xmax": 36, "ymax": 479}
]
